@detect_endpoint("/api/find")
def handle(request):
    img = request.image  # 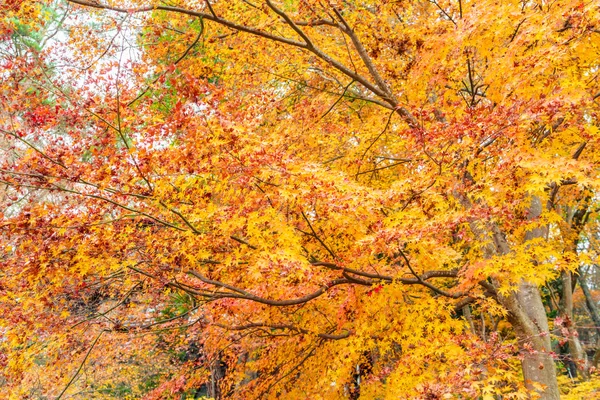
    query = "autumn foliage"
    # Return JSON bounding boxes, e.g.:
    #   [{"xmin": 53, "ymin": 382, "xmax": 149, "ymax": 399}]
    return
[{"xmin": 1, "ymin": 0, "xmax": 600, "ymax": 399}]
